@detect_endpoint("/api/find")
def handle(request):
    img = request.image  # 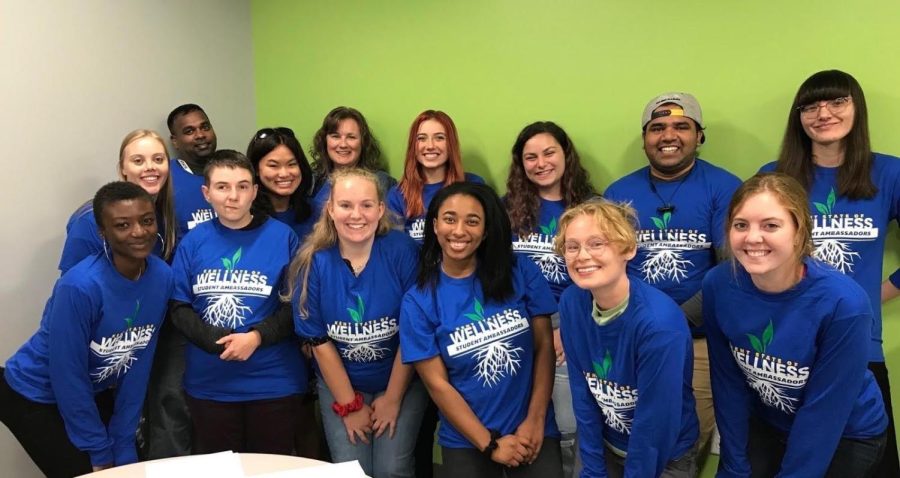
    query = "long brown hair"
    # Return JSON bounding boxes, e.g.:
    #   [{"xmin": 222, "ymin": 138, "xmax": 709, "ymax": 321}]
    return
[
  {"xmin": 506, "ymin": 121, "xmax": 597, "ymax": 237},
  {"xmin": 118, "ymin": 129, "xmax": 175, "ymax": 261},
  {"xmin": 774, "ymin": 70, "xmax": 875, "ymax": 199},
  {"xmin": 397, "ymin": 110, "xmax": 466, "ymax": 218},
  {"xmin": 309, "ymin": 107, "xmax": 385, "ymax": 179}
]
